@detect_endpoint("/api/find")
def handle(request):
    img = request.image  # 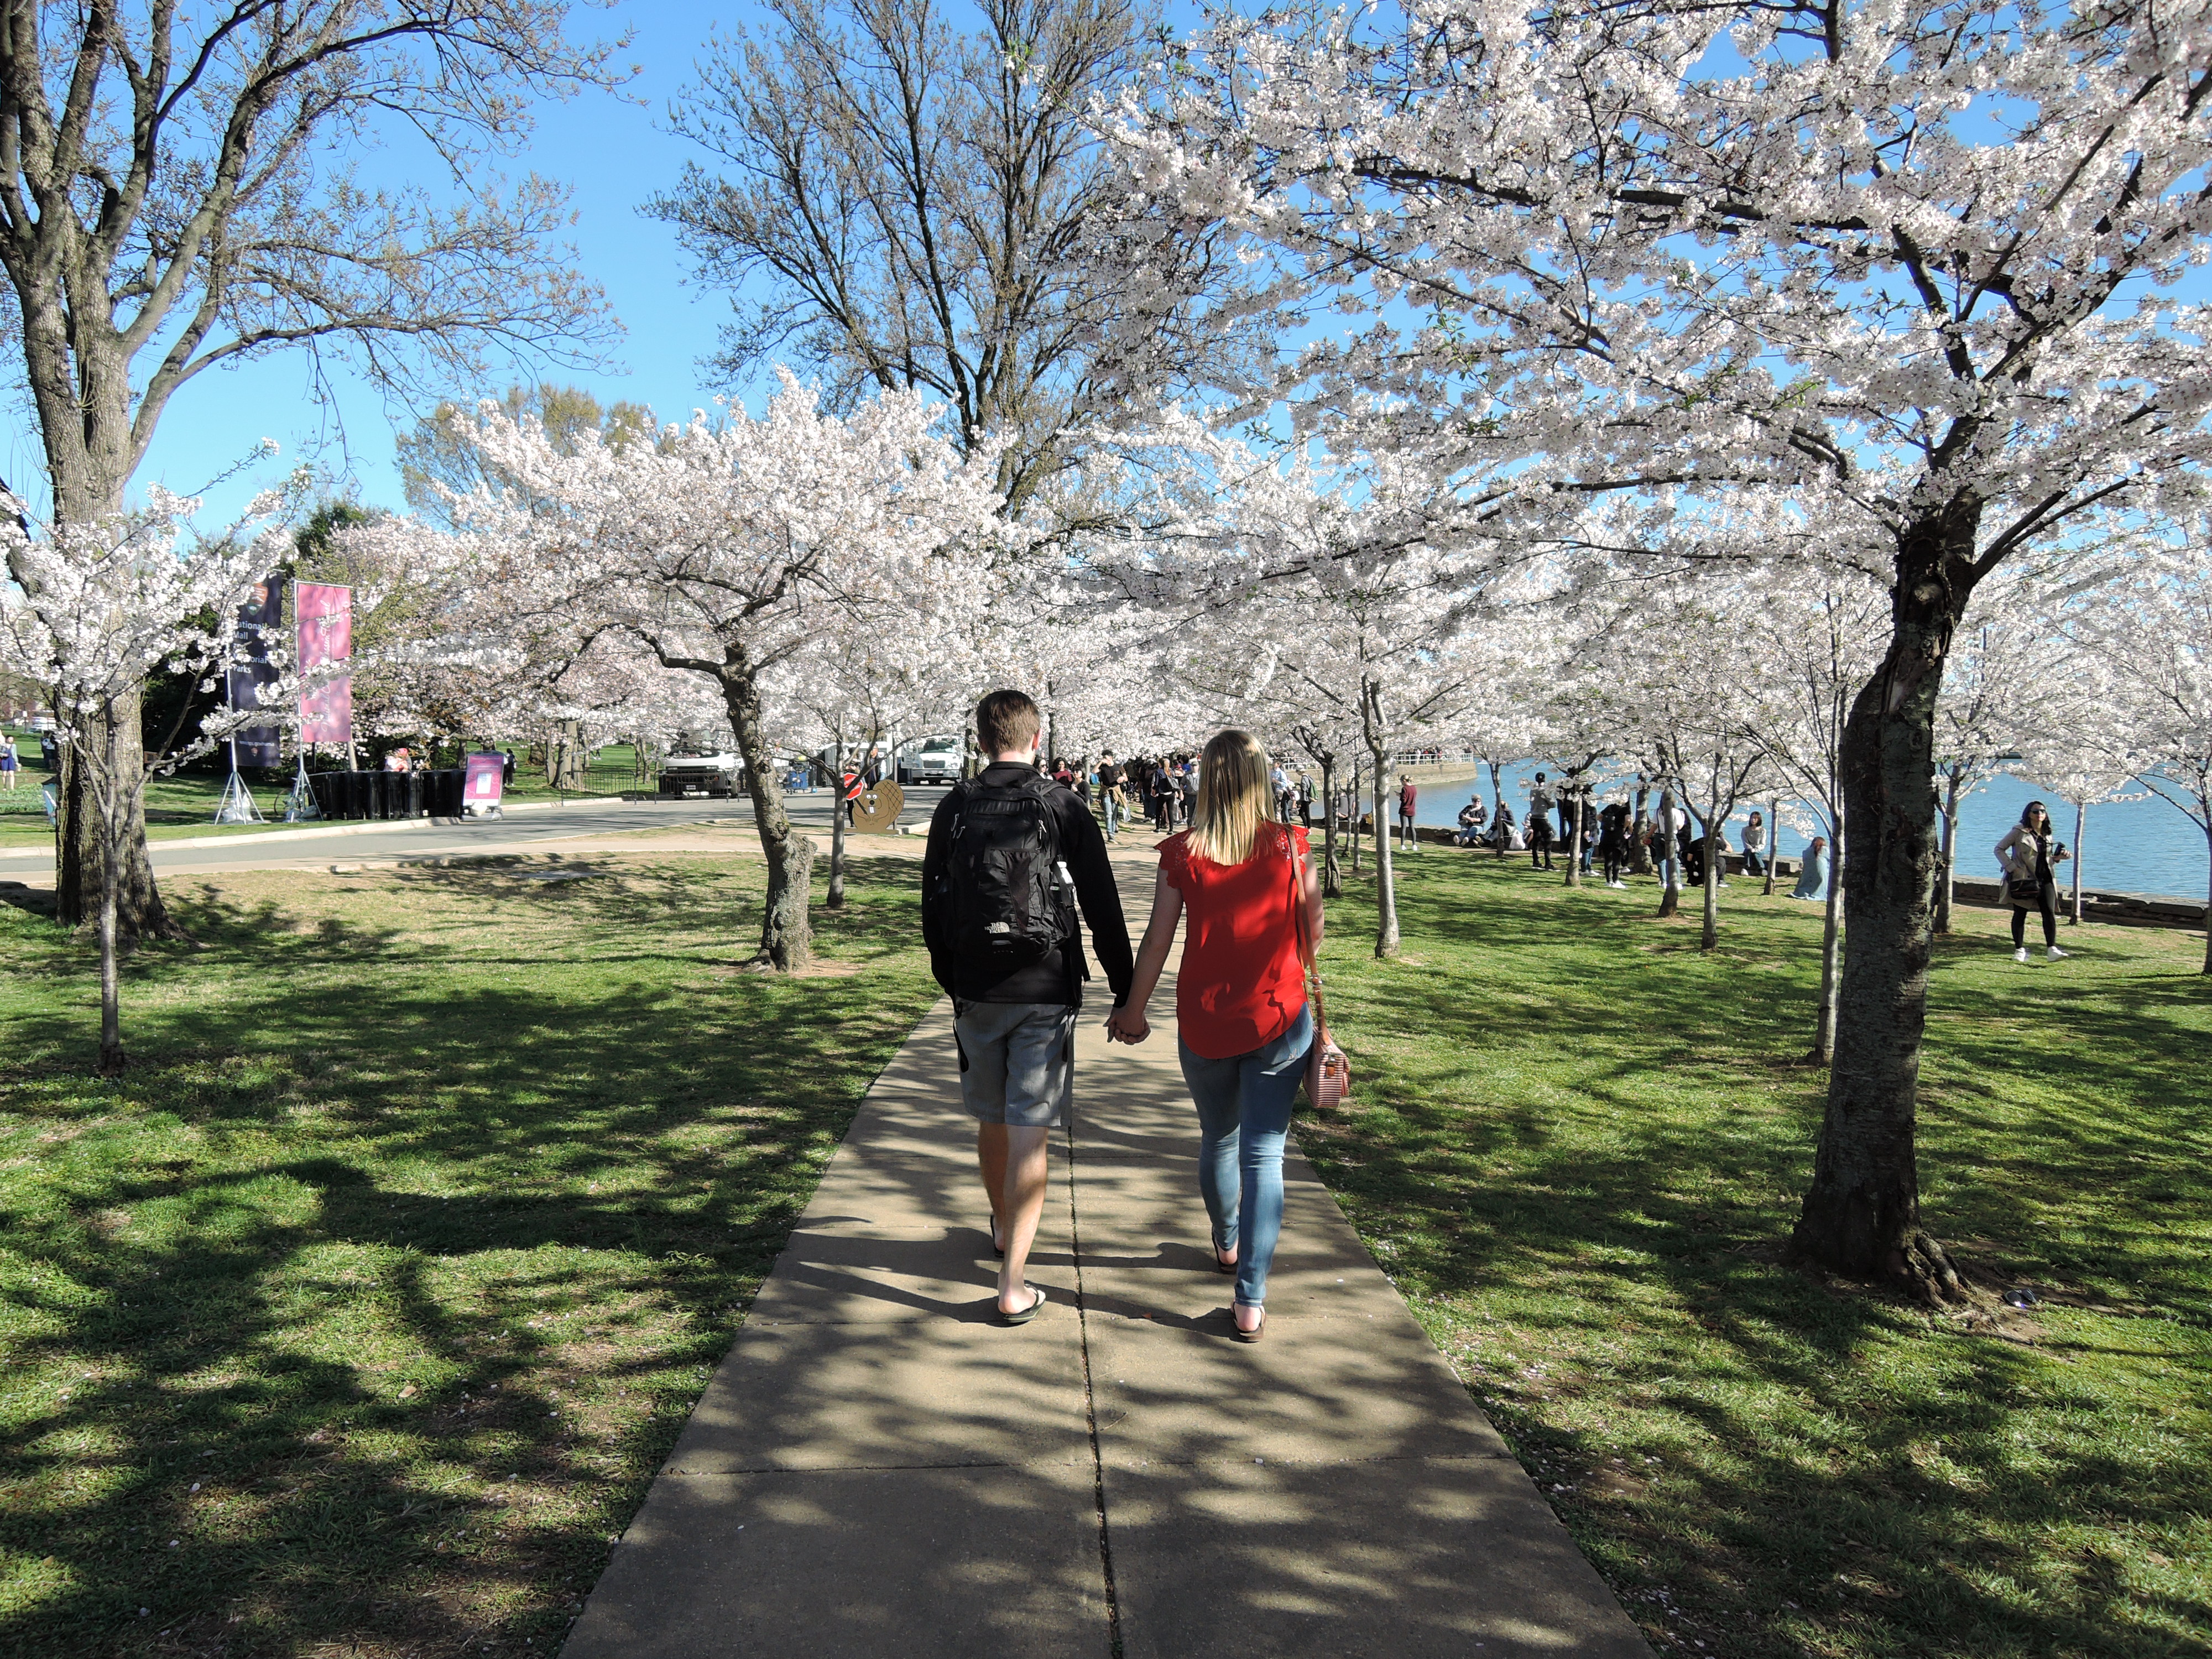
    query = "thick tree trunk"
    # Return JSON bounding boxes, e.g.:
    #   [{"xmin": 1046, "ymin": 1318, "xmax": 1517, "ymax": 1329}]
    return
[
  {"xmin": 1763, "ymin": 795, "xmax": 1780, "ymax": 896},
  {"xmin": 1564, "ymin": 786, "xmax": 1583, "ymax": 889},
  {"xmin": 721, "ymin": 660, "xmax": 813, "ymax": 971},
  {"xmin": 1792, "ymin": 514, "xmax": 1973, "ymax": 1302},
  {"xmin": 1933, "ymin": 767, "xmax": 1961, "ymax": 935},
  {"xmin": 1631, "ymin": 781, "xmax": 1653, "ymax": 875},
  {"xmin": 1655, "ymin": 791, "xmax": 1680, "ymax": 919},
  {"xmin": 1368, "ymin": 748, "xmax": 1399, "ymax": 957},
  {"xmin": 55, "ymin": 690, "xmax": 175, "ymax": 945},
  {"xmin": 1812, "ymin": 827, "xmax": 1844, "ymax": 1065}
]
